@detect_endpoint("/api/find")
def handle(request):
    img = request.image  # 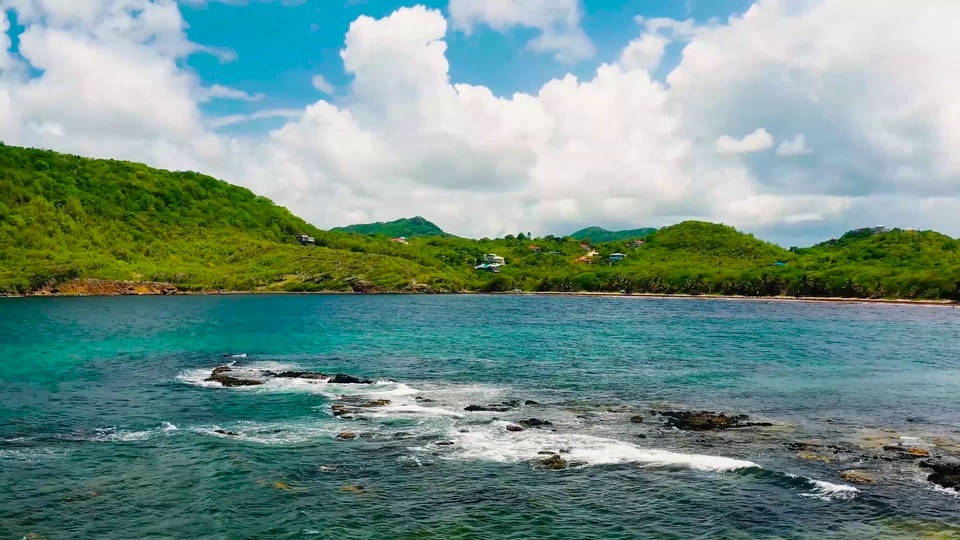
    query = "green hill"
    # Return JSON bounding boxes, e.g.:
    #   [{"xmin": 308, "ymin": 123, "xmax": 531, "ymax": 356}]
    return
[
  {"xmin": 332, "ymin": 216, "xmax": 448, "ymax": 238},
  {"xmin": 1, "ymin": 143, "xmax": 957, "ymax": 300},
  {"xmin": 570, "ymin": 226, "xmax": 656, "ymax": 243}
]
